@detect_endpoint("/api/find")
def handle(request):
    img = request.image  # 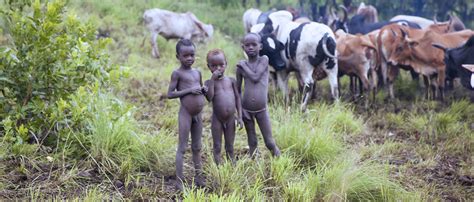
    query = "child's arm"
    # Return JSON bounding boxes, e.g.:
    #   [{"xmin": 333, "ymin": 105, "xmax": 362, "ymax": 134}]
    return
[
  {"xmin": 236, "ymin": 65, "xmax": 243, "ymax": 96},
  {"xmin": 236, "ymin": 56, "xmax": 269, "ymax": 83},
  {"xmin": 232, "ymin": 78, "xmax": 244, "ymax": 129},
  {"xmin": 203, "ymin": 70, "xmax": 222, "ymax": 101},
  {"xmin": 203, "ymin": 80, "xmax": 214, "ymax": 101},
  {"xmin": 167, "ymin": 71, "xmax": 202, "ymax": 99}
]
